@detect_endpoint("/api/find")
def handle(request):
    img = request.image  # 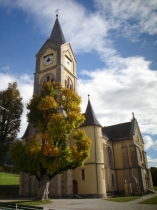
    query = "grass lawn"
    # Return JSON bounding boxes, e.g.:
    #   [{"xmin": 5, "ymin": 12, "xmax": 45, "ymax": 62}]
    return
[
  {"xmin": 0, "ymin": 172, "xmax": 20, "ymax": 185},
  {"xmin": 154, "ymin": 186, "xmax": 157, "ymax": 191},
  {"xmin": 139, "ymin": 196, "xmax": 157, "ymax": 205},
  {"xmin": 12, "ymin": 200, "xmax": 52, "ymax": 206},
  {"xmin": 105, "ymin": 196, "xmax": 139, "ymax": 202}
]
